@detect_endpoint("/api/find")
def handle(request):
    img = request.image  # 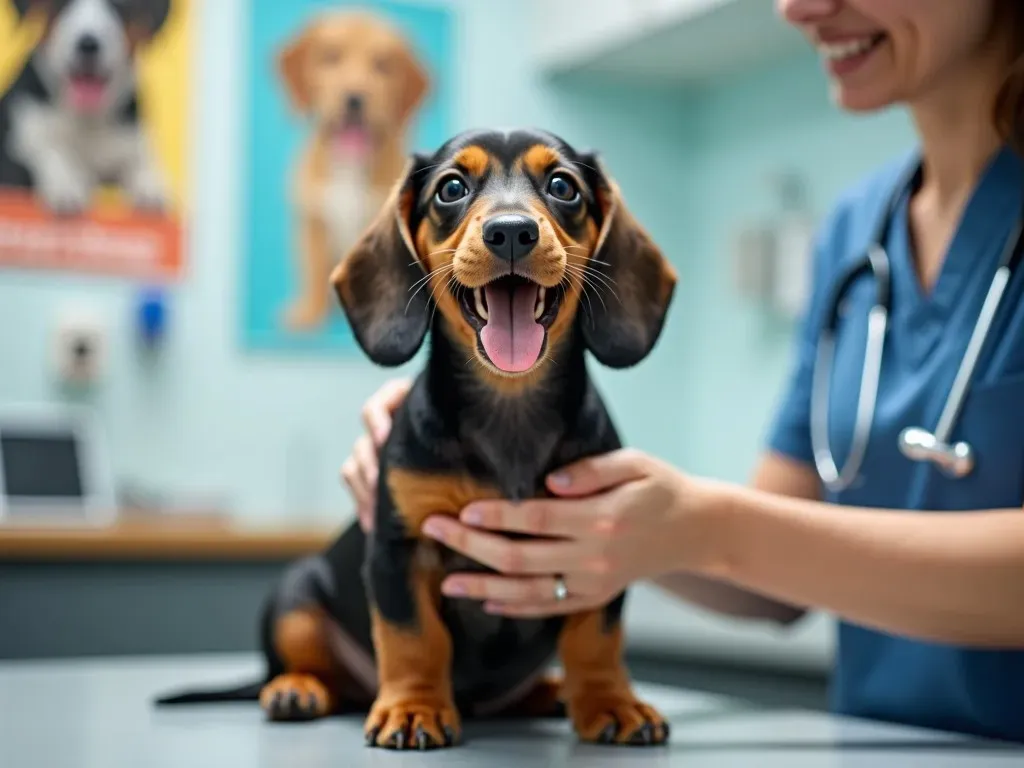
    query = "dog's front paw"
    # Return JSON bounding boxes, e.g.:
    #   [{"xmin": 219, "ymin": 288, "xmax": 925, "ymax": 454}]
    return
[
  {"xmin": 127, "ymin": 170, "xmax": 168, "ymax": 213},
  {"xmin": 37, "ymin": 163, "xmax": 90, "ymax": 216},
  {"xmin": 364, "ymin": 691, "xmax": 461, "ymax": 750},
  {"xmin": 259, "ymin": 673, "xmax": 333, "ymax": 721},
  {"xmin": 568, "ymin": 691, "xmax": 669, "ymax": 746}
]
